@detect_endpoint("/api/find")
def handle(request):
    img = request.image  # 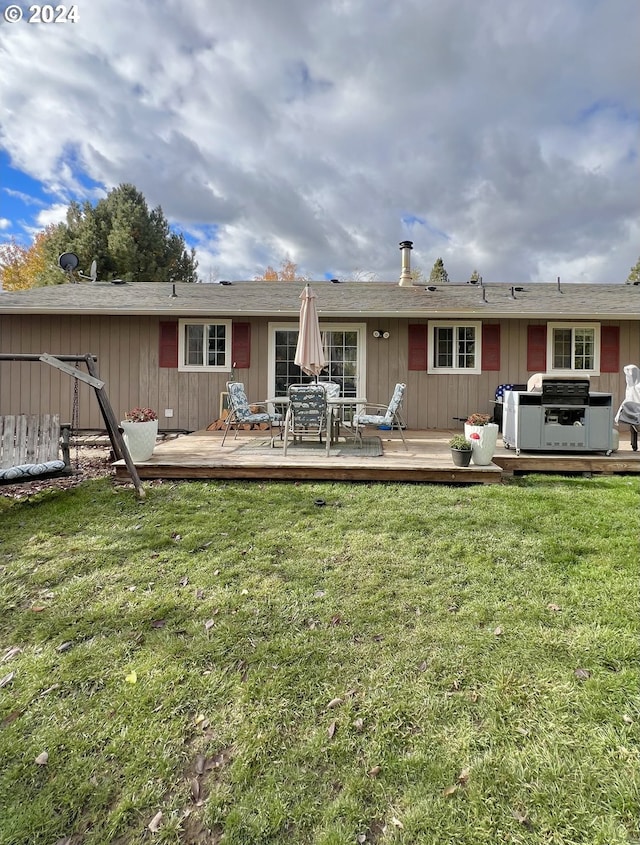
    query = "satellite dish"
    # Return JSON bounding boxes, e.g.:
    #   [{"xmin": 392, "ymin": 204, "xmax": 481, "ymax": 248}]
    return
[
  {"xmin": 90, "ymin": 260, "xmax": 97, "ymax": 282},
  {"xmin": 59, "ymin": 252, "xmax": 79, "ymax": 271}
]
